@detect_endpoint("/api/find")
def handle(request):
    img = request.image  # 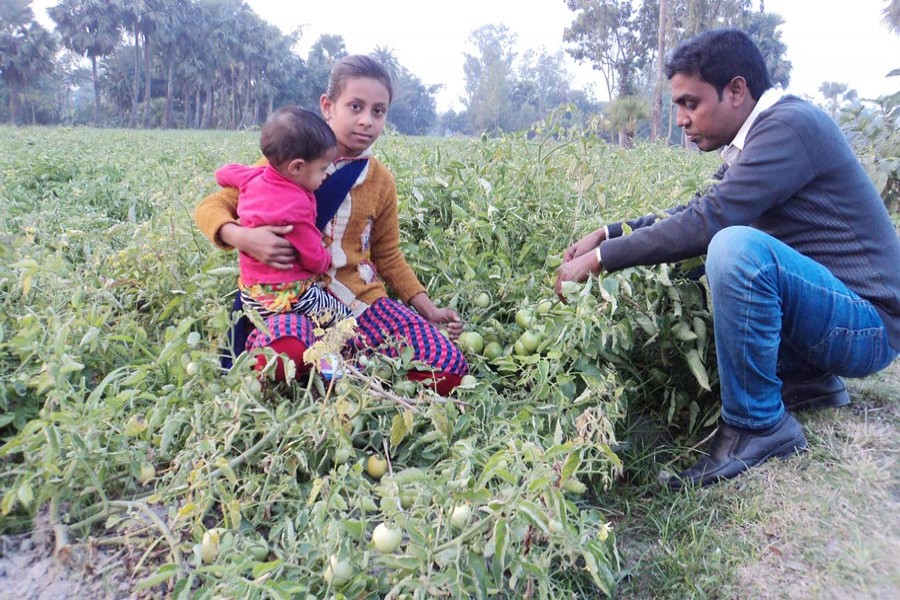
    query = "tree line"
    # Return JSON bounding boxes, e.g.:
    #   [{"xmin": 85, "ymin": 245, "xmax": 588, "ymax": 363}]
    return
[{"xmin": 2, "ymin": 1, "xmax": 893, "ymax": 142}]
